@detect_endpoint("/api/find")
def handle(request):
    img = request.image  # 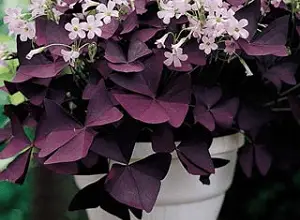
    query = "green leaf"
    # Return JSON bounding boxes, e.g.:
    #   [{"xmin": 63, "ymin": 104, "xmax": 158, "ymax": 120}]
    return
[{"xmin": 9, "ymin": 92, "xmax": 27, "ymax": 106}]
